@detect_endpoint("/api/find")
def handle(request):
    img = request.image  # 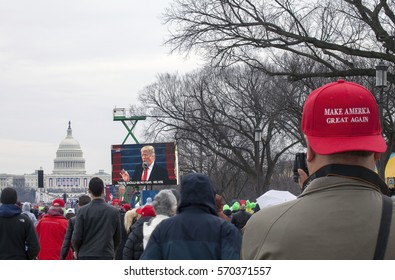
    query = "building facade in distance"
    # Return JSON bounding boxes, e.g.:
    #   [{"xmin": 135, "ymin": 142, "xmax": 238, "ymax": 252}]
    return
[{"xmin": 23, "ymin": 122, "xmax": 111, "ymax": 202}]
